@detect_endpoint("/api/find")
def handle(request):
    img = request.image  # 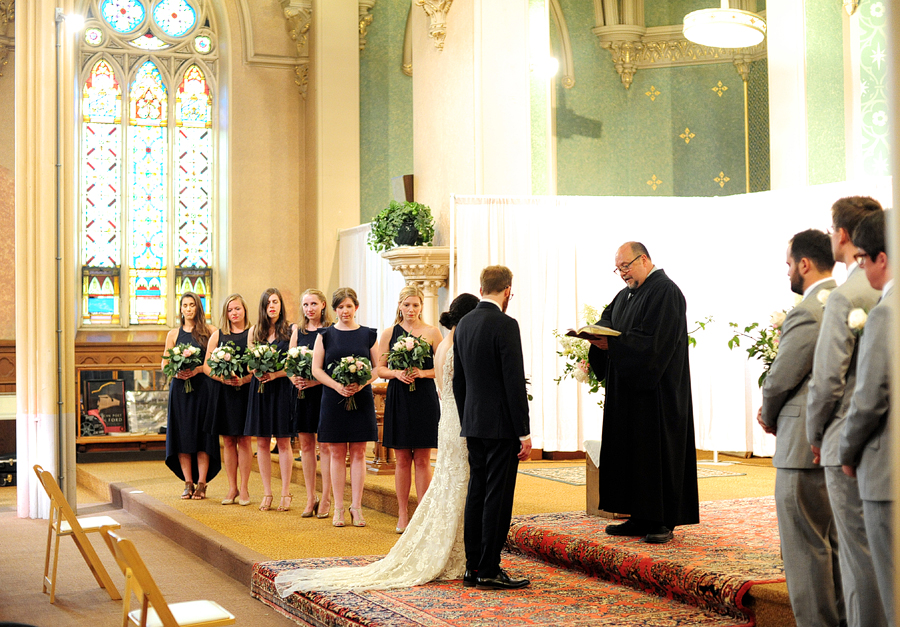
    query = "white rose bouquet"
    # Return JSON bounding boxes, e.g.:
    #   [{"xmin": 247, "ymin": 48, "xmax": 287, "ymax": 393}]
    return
[
  {"xmin": 330, "ymin": 355, "xmax": 373, "ymax": 410},
  {"xmin": 207, "ymin": 341, "xmax": 245, "ymax": 389},
  {"xmin": 728, "ymin": 309, "xmax": 787, "ymax": 387},
  {"xmin": 848, "ymin": 308, "xmax": 868, "ymax": 336},
  {"xmin": 385, "ymin": 332, "xmax": 432, "ymax": 391},
  {"xmin": 283, "ymin": 346, "xmax": 314, "ymax": 398},
  {"xmin": 242, "ymin": 343, "xmax": 285, "ymax": 393},
  {"xmin": 163, "ymin": 343, "xmax": 204, "ymax": 393}
]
